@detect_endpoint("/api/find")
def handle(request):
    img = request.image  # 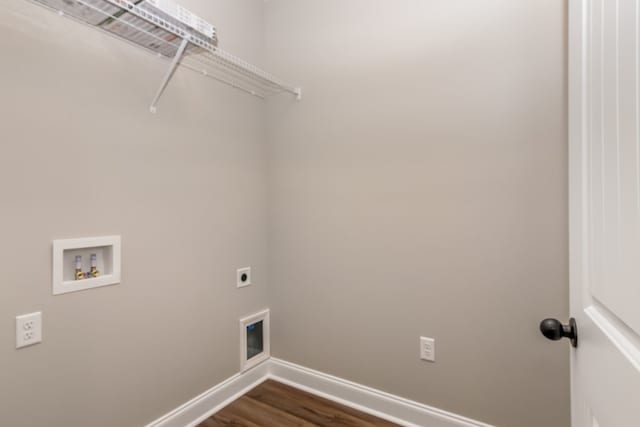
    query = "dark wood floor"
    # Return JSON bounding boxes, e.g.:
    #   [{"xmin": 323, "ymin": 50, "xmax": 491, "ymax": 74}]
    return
[{"xmin": 197, "ymin": 380, "xmax": 400, "ymax": 427}]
